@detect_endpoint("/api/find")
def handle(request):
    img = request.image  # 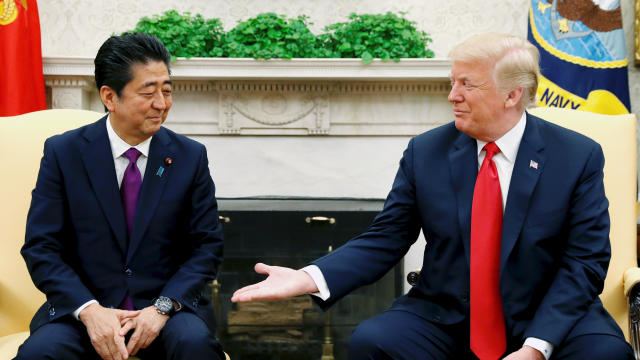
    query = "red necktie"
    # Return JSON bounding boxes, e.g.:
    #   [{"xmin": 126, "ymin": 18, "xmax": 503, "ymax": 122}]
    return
[{"xmin": 470, "ymin": 142, "xmax": 506, "ymax": 360}]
